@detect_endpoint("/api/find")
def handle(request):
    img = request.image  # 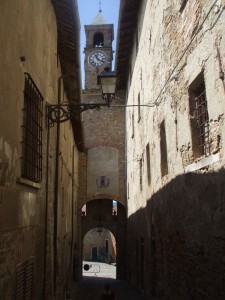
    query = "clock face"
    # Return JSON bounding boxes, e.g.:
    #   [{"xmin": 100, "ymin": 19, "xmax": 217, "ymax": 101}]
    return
[{"xmin": 88, "ymin": 50, "xmax": 107, "ymax": 67}]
